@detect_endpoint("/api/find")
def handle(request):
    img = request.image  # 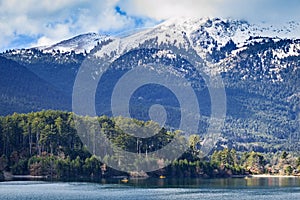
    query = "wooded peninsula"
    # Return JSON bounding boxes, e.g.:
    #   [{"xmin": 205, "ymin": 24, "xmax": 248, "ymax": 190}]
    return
[{"xmin": 1, "ymin": 110, "xmax": 300, "ymax": 181}]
